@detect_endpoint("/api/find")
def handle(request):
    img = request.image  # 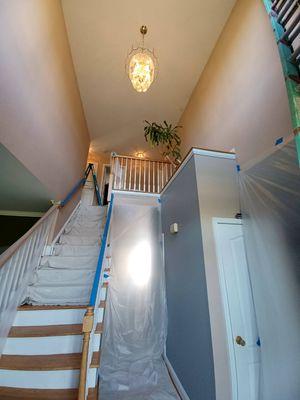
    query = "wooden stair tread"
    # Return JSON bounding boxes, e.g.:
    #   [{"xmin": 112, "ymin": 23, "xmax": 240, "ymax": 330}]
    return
[
  {"xmin": 0, "ymin": 351, "xmax": 100, "ymax": 371},
  {"xmin": 18, "ymin": 302, "xmax": 106, "ymax": 311},
  {"xmin": 0, "ymin": 387, "xmax": 97, "ymax": 400},
  {"xmin": 91, "ymin": 351, "xmax": 101, "ymax": 368},
  {"xmin": 88, "ymin": 387, "xmax": 98, "ymax": 400},
  {"xmin": 8, "ymin": 322, "xmax": 103, "ymax": 338},
  {"xmin": 17, "ymin": 304, "xmax": 87, "ymax": 311},
  {"xmin": 0, "ymin": 387, "xmax": 78, "ymax": 400}
]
